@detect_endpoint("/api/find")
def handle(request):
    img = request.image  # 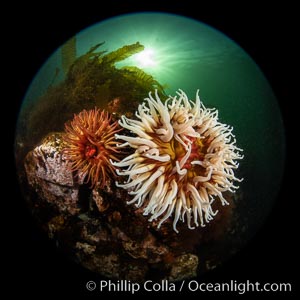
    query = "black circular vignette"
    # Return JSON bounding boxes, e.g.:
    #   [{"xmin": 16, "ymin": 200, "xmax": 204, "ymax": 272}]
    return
[{"xmin": 7, "ymin": 1, "xmax": 296, "ymax": 297}]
